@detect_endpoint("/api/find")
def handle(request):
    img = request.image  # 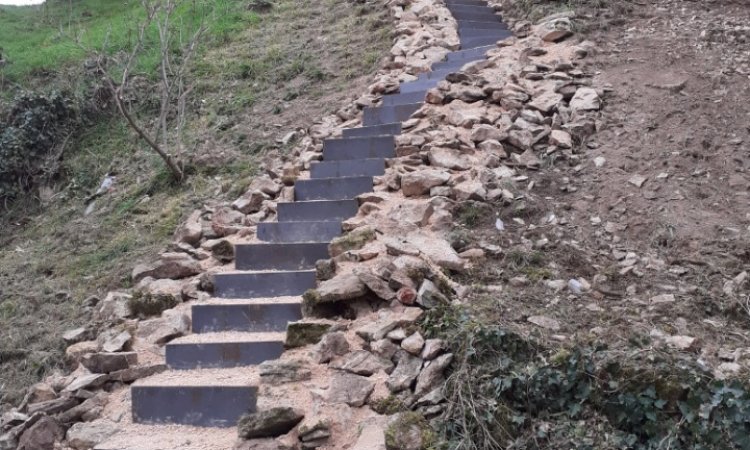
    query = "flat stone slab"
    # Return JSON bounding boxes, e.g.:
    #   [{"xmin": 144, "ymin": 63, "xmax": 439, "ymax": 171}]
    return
[
  {"xmin": 446, "ymin": 0, "xmax": 488, "ymax": 5},
  {"xmin": 166, "ymin": 339, "xmax": 285, "ymax": 370},
  {"xmin": 132, "ymin": 385, "xmax": 257, "ymax": 427},
  {"xmin": 450, "ymin": 9, "xmax": 501, "ymax": 22},
  {"xmin": 457, "ymin": 20, "xmax": 508, "ymax": 30},
  {"xmin": 342, "ymin": 123, "xmax": 401, "ymax": 138},
  {"xmin": 322, "ymin": 136, "xmax": 395, "ymax": 161},
  {"xmin": 362, "ymin": 103, "xmax": 422, "ymax": 126},
  {"xmin": 277, "ymin": 200, "xmax": 358, "ymax": 222},
  {"xmin": 257, "ymin": 221, "xmax": 341, "ymax": 243},
  {"xmin": 461, "ymin": 35, "xmax": 508, "ymax": 48},
  {"xmin": 295, "ymin": 176, "xmax": 373, "ymax": 201},
  {"xmin": 459, "ymin": 28, "xmax": 512, "ymax": 39},
  {"xmin": 192, "ymin": 301, "xmax": 302, "ymax": 333},
  {"xmin": 381, "ymin": 91, "xmax": 428, "ymax": 106},
  {"xmin": 444, "ymin": 45, "xmax": 494, "ymax": 61},
  {"xmin": 236, "ymin": 242, "xmax": 330, "ymax": 270},
  {"xmin": 311, "ymin": 158, "xmax": 385, "ymax": 179},
  {"xmin": 399, "ymin": 79, "xmax": 441, "ymax": 94},
  {"xmin": 214, "ymin": 271, "xmax": 316, "ymax": 298},
  {"xmin": 446, "ymin": 4, "xmax": 496, "ymax": 14}
]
